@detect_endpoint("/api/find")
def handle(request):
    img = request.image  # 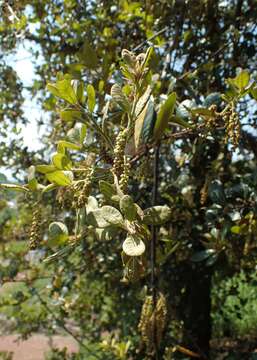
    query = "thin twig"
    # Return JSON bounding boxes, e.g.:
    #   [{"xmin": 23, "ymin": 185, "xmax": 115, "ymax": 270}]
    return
[
  {"xmin": 130, "ymin": 125, "xmax": 202, "ymax": 164},
  {"xmin": 178, "ymin": 41, "xmax": 232, "ymax": 81},
  {"xmin": 151, "ymin": 145, "xmax": 160, "ymax": 359},
  {"xmin": 132, "ymin": 26, "xmax": 169, "ymax": 52}
]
